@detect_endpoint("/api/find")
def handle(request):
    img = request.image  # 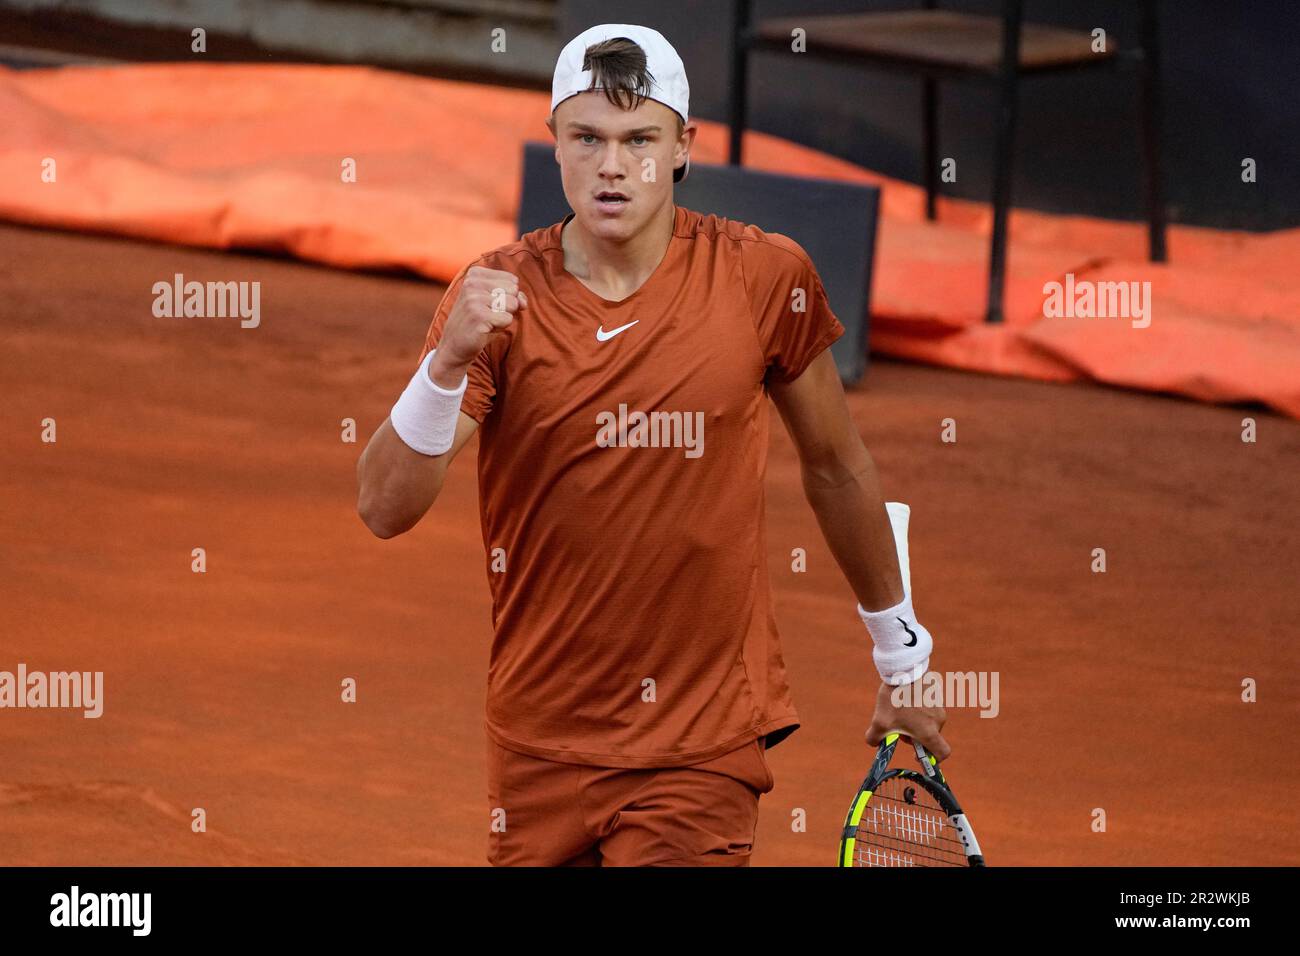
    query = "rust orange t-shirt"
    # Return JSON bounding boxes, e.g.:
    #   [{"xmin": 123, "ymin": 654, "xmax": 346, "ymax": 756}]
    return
[{"xmin": 416, "ymin": 203, "xmax": 845, "ymax": 769}]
